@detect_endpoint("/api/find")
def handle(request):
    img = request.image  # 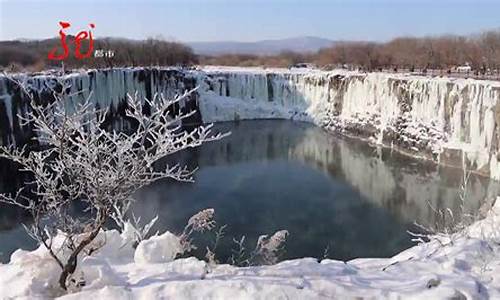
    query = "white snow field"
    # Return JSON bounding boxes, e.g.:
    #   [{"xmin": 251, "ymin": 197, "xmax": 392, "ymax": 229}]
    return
[{"xmin": 0, "ymin": 197, "xmax": 498, "ymax": 299}]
